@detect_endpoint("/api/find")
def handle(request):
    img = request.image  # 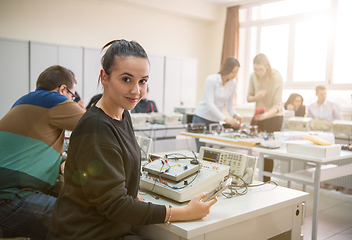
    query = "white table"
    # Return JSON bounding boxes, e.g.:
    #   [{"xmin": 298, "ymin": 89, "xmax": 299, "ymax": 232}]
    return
[
  {"xmin": 181, "ymin": 132, "xmax": 260, "ymax": 155},
  {"xmin": 253, "ymin": 146, "xmax": 352, "ymax": 240},
  {"xmin": 136, "ymin": 184, "xmax": 308, "ymax": 240}
]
